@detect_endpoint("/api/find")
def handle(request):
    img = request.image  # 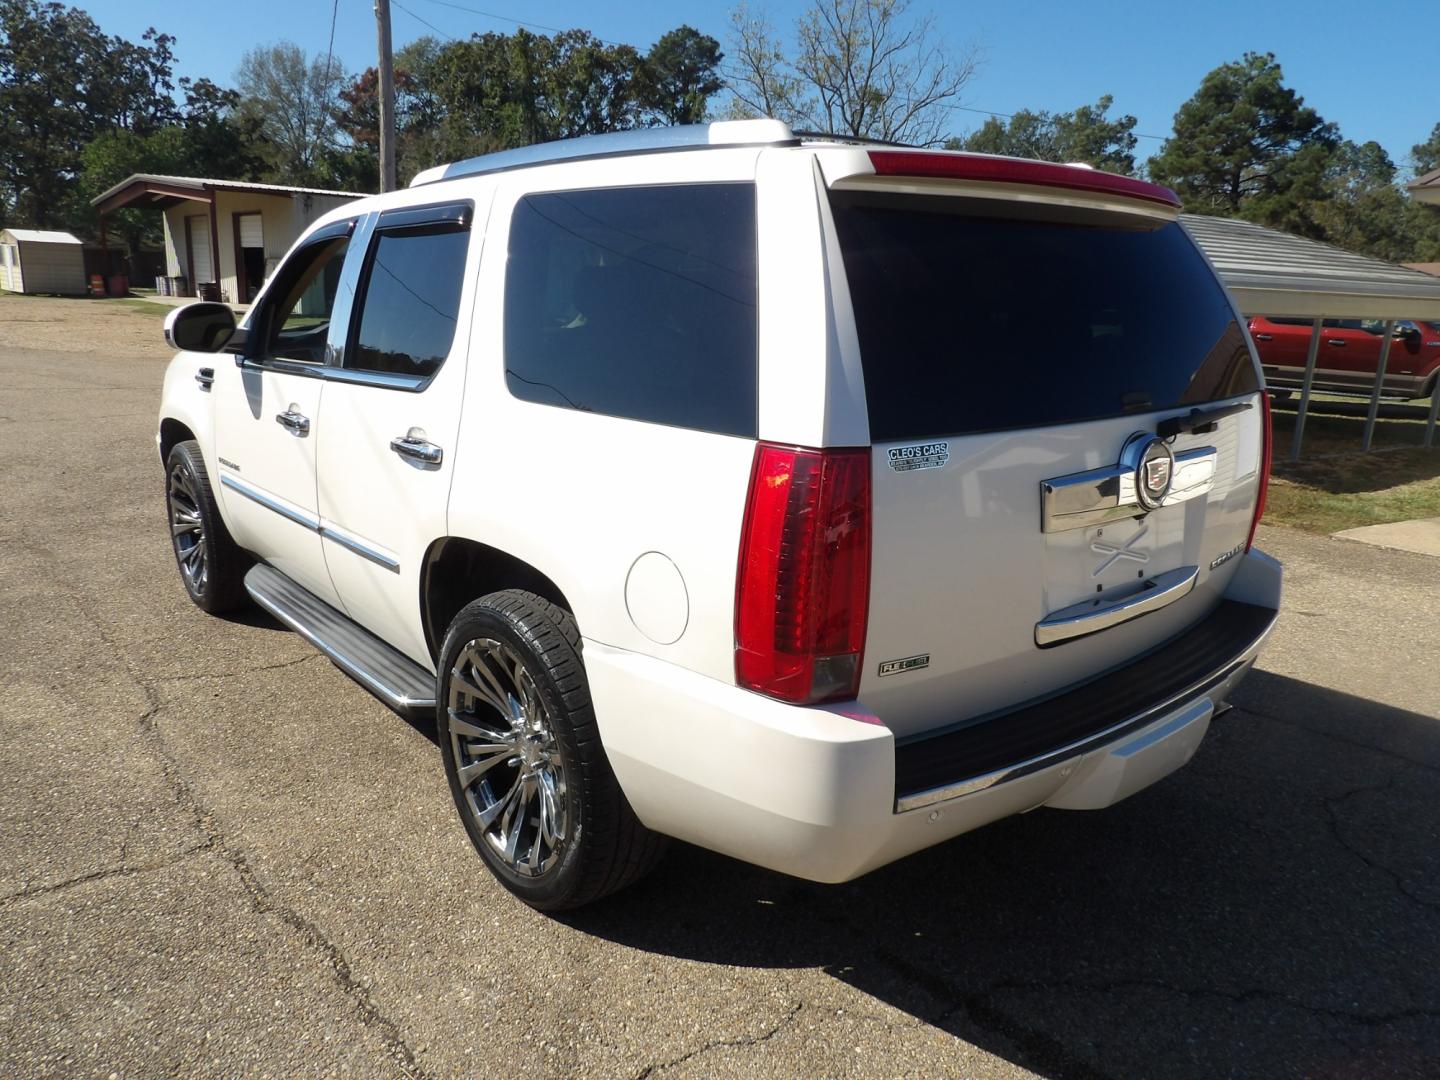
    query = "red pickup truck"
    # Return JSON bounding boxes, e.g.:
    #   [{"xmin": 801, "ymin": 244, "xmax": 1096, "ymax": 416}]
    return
[{"xmin": 1249, "ymin": 316, "xmax": 1440, "ymax": 400}]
